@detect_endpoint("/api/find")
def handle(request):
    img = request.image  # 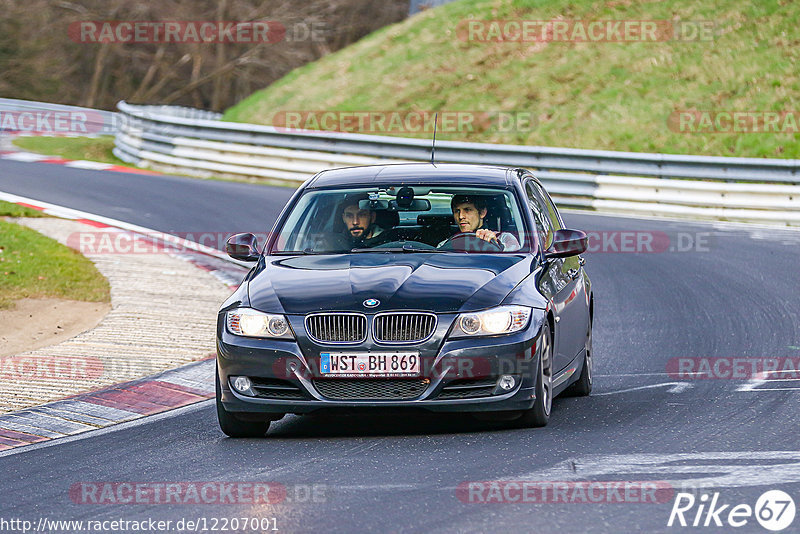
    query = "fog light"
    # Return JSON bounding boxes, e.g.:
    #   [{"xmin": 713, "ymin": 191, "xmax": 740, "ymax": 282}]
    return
[
  {"xmin": 232, "ymin": 376, "xmax": 252, "ymax": 394},
  {"xmin": 497, "ymin": 375, "xmax": 516, "ymax": 391}
]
